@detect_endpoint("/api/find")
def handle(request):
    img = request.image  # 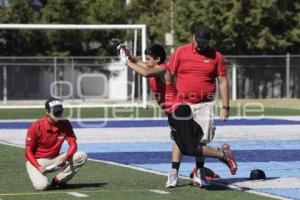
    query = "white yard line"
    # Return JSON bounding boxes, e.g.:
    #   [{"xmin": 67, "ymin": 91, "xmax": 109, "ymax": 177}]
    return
[
  {"xmin": 67, "ymin": 192, "xmax": 88, "ymax": 198},
  {"xmin": 149, "ymin": 189, "xmax": 169, "ymax": 194}
]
